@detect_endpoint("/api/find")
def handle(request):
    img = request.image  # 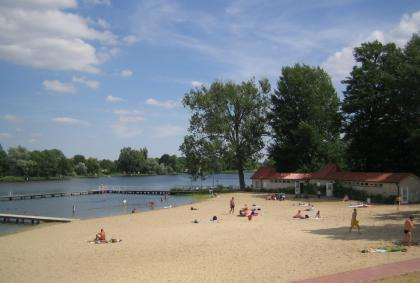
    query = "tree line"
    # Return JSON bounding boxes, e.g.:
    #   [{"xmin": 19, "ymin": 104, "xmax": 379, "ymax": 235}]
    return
[
  {"xmin": 0, "ymin": 145, "xmax": 188, "ymax": 179},
  {"xmin": 181, "ymin": 35, "xmax": 420, "ymax": 189}
]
